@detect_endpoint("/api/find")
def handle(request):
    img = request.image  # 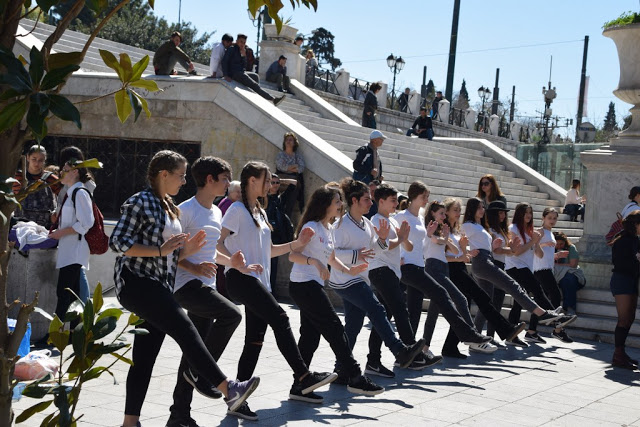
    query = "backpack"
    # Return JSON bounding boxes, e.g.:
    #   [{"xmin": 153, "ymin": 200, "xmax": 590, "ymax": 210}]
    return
[
  {"xmin": 605, "ymin": 212, "xmax": 624, "ymax": 246},
  {"xmin": 71, "ymin": 187, "xmax": 109, "ymax": 255}
]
